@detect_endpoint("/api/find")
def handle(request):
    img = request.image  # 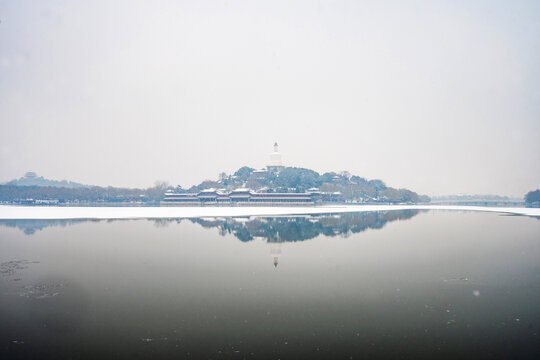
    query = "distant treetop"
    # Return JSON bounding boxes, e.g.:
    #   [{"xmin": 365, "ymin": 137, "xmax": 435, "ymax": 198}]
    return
[{"xmin": 525, "ymin": 189, "xmax": 540, "ymax": 205}]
